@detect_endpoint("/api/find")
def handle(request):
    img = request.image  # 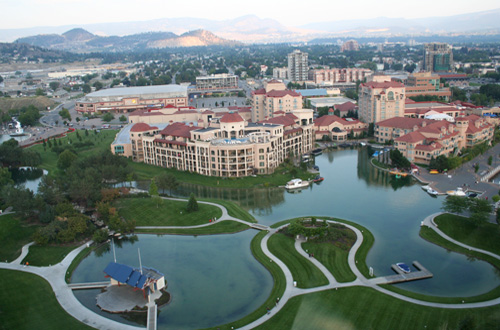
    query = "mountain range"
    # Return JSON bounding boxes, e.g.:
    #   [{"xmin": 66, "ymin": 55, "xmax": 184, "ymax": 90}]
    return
[
  {"xmin": 14, "ymin": 29, "xmax": 241, "ymax": 52},
  {"xmin": 3, "ymin": 8, "xmax": 500, "ymax": 47}
]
